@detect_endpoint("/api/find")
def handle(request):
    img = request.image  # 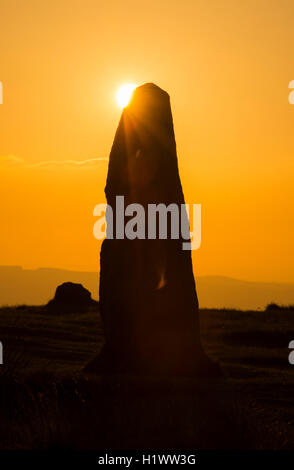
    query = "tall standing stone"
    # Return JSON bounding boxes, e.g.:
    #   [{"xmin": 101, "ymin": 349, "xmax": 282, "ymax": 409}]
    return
[{"xmin": 97, "ymin": 83, "xmax": 219, "ymax": 376}]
